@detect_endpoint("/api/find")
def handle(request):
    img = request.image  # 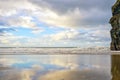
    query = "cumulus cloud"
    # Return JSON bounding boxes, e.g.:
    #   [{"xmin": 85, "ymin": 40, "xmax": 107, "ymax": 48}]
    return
[
  {"xmin": 31, "ymin": 27, "xmax": 44, "ymax": 34},
  {"xmin": 50, "ymin": 29, "xmax": 79, "ymax": 40},
  {"xmin": 29, "ymin": 0, "xmax": 115, "ymax": 27},
  {"xmin": 0, "ymin": 0, "xmax": 115, "ymax": 47},
  {"xmin": 0, "ymin": 34, "xmax": 27, "ymax": 46},
  {"xmin": 8, "ymin": 16, "xmax": 36, "ymax": 28},
  {"xmin": 0, "ymin": 27, "xmax": 15, "ymax": 36},
  {"xmin": 0, "ymin": 0, "xmax": 42, "ymax": 35},
  {"xmin": 0, "ymin": 27, "xmax": 16, "ymax": 44},
  {"xmin": 0, "ymin": 0, "xmax": 37, "ymax": 16},
  {"xmin": 30, "ymin": 0, "xmax": 114, "ymax": 13},
  {"xmin": 0, "ymin": 26, "xmax": 110, "ymax": 47},
  {"xmin": 44, "ymin": 24, "xmax": 111, "ymax": 47},
  {"xmin": 0, "ymin": 0, "xmax": 115, "ymax": 28}
]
